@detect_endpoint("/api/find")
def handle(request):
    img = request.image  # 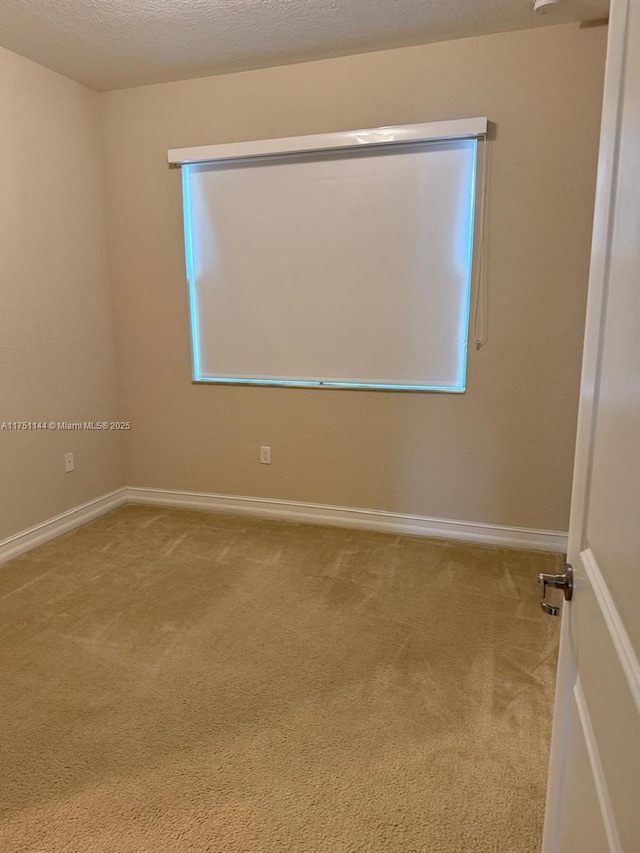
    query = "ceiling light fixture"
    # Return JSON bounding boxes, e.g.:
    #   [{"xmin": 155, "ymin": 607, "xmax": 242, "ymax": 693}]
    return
[{"xmin": 532, "ymin": 0, "xmax": 560, "ymax": 14}]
